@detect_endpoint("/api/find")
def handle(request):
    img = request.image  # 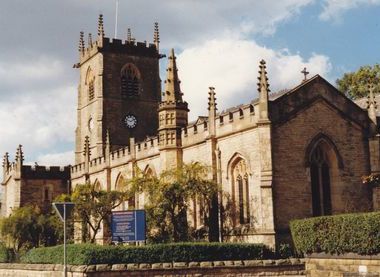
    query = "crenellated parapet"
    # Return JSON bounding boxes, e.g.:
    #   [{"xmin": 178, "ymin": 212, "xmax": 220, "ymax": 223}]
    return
[
  {"xmin": 77, "ymin": 14, "xmax": 161, "ymax": 66},
  {"xmin": 135, "ymin": 137, "xmax": 160, "ymax": 160},
  {"xmin": 2, "ymin": 145, "xmax": 70, "ymax": 186},
  {"xmin": 182, "ymin": 102, "xmax": 257, "ymax": 147},
  {"xmin": 71, "ymin": 136, "xmax": 160, "ymax": 179},
  {"xmin": 21, "ymin": 165, "xmax": 70, "ymax": 180},
  {"xmin": 78, "ymin": 38, "xmax": 159, "ymax": 65}
]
